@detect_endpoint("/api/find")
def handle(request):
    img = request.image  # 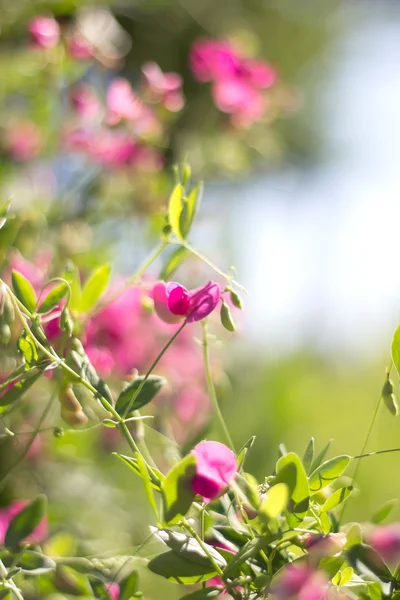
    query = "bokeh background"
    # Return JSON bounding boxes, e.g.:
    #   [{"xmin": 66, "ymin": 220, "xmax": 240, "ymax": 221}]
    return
[{"xmin": 1, "ymin": 0, "xmax": 400, "ymax": 598}]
